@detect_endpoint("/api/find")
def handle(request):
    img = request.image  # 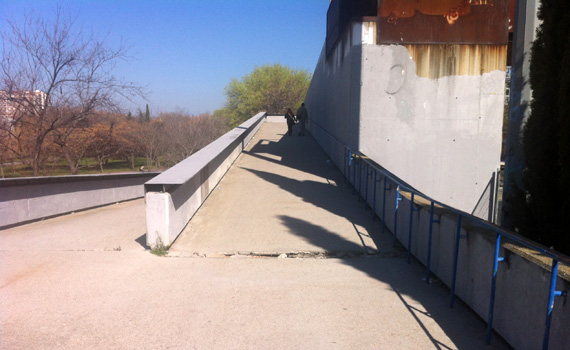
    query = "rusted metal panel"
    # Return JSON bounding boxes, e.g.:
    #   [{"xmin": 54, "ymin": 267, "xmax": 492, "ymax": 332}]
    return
[{"xmin": 378, "ymin": 0, "xmax": 512, "ymax": 44}]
